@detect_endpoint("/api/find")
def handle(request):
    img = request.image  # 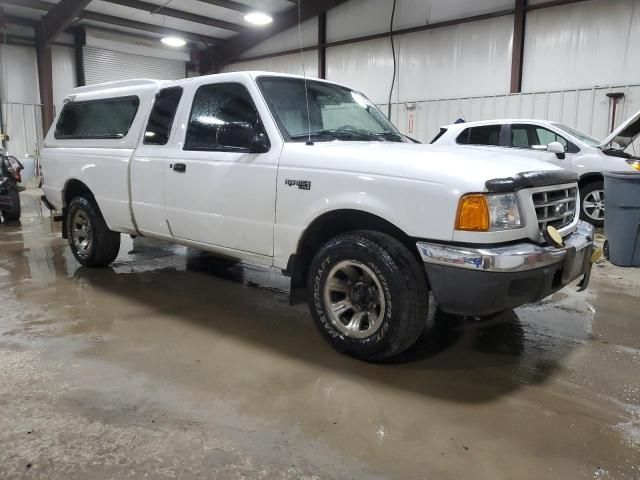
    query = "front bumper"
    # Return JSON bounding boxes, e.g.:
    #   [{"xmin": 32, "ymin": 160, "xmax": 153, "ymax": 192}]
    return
[{"xmin": 417, "ymin": 221, "xmax": 595, "ymax": 316}]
